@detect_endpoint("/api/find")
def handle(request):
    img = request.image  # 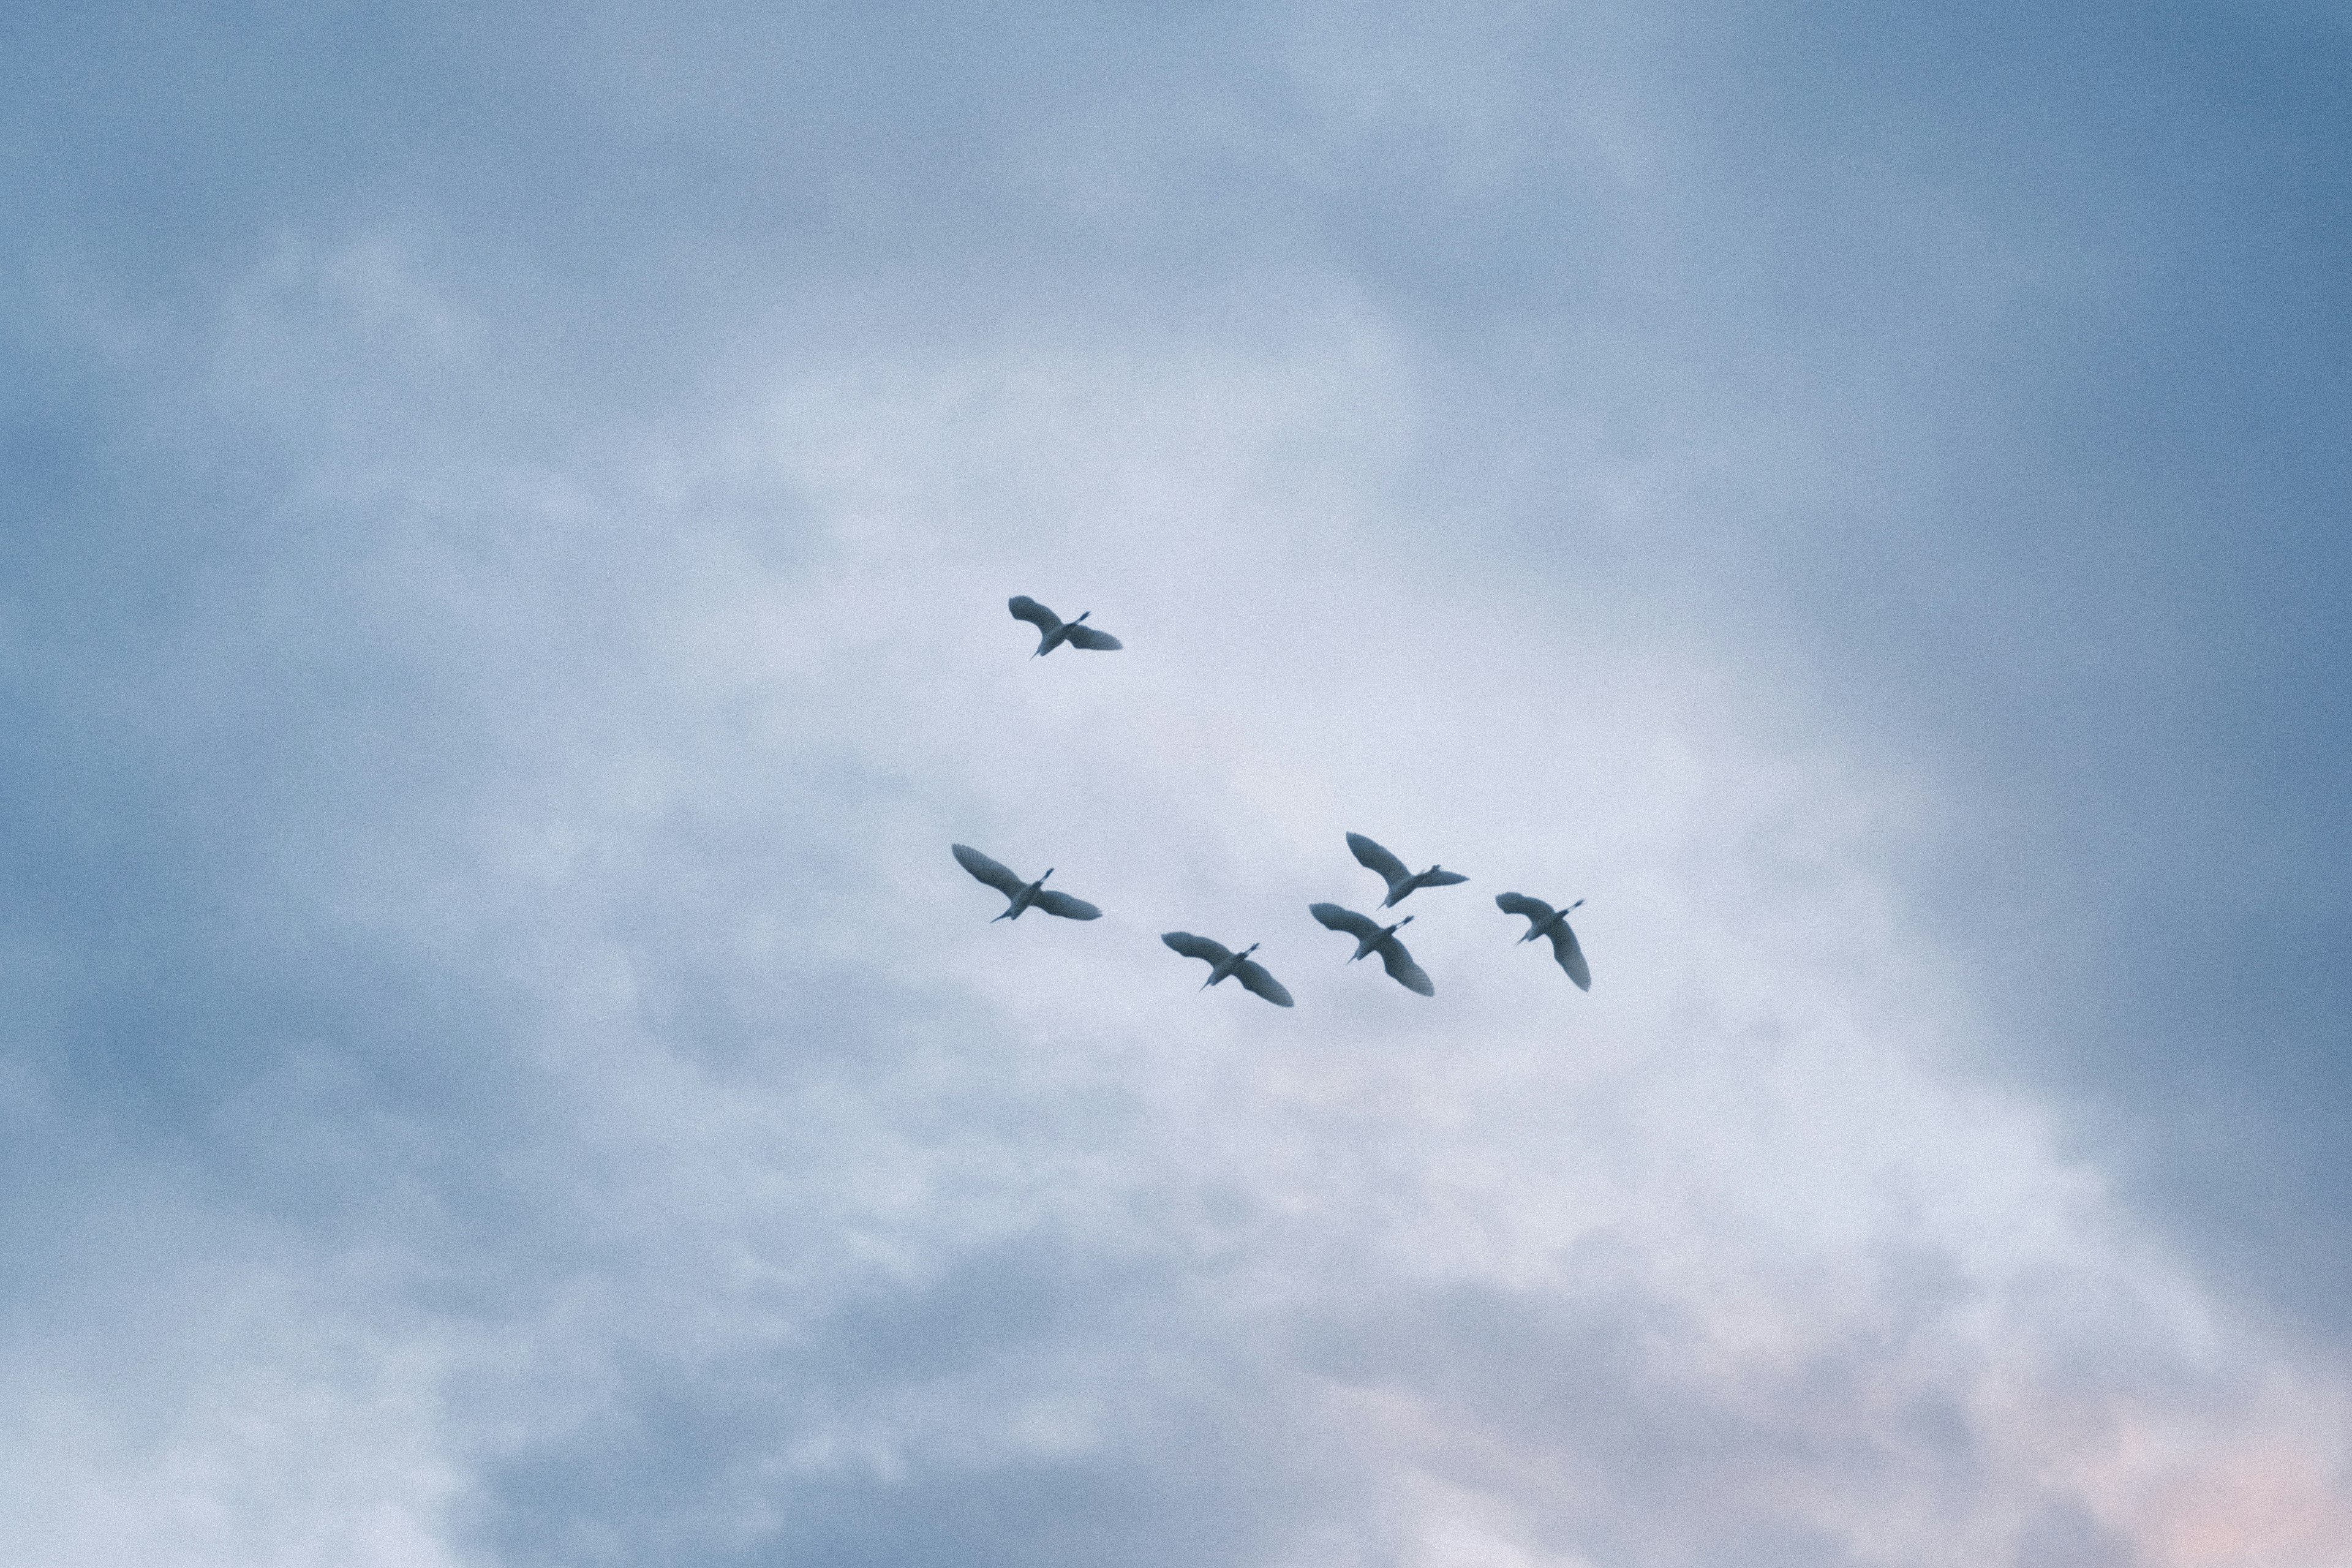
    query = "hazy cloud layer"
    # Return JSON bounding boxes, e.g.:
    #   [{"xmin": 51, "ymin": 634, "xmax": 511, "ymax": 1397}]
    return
[{"xmin": 6, "ymin": 3, "xmax": 2350, "ymax": 1565}]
